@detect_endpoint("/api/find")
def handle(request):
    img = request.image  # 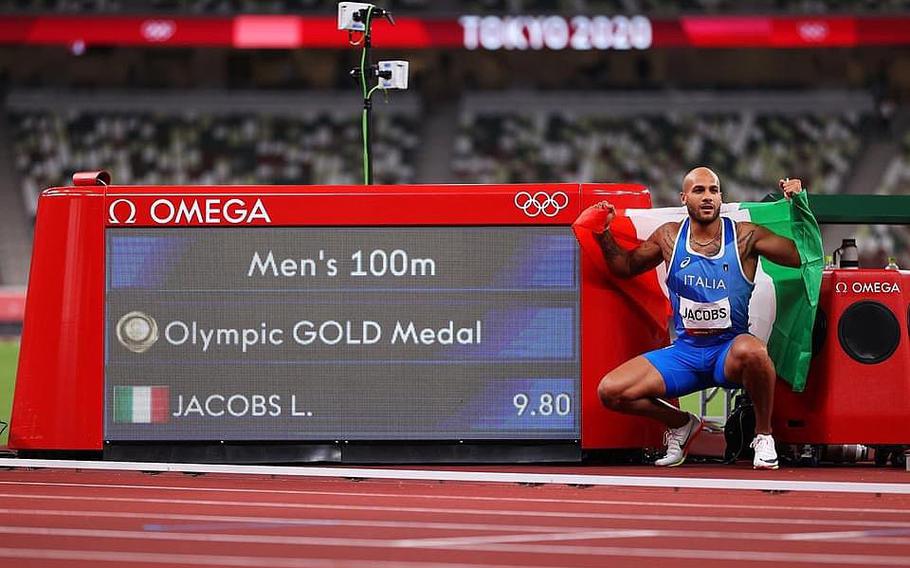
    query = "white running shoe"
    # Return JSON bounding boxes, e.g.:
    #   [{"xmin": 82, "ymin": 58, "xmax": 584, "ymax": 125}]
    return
[
  {"xmin": 654, "ymin": 412, "xmax": 703, "ymax": 467},
  {"xmin": 751, "ymin": 433, "xmax": 779, "ymax": 470}
]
